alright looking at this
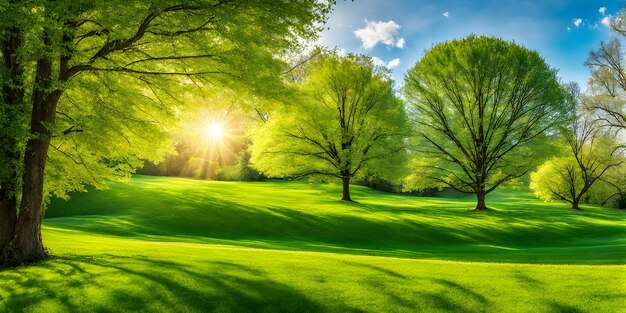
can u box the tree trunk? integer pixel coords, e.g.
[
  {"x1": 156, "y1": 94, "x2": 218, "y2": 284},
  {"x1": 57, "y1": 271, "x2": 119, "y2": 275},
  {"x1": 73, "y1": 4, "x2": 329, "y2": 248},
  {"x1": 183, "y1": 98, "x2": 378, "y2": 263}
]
[
  {"x1": 0, "y1": 28, "x2": 25, "y2": 256},
  {"x1": 10, "y1": 134, "x2": 51, "y2": 264},
  {"x1": 0, "y1": 189, "x2": 17, "y2": 251},
  {"x1": 341, "y1": 175, "x2": 352, "y2": 202},
  {"x1": 475, "y1": 189, "x2": 487, "y2": 211},
  {"x1": 0, "y1": 143, "x2": 19, "y2": 255},
  {"x1": 6, "y1": 42, "x2": 61, "y2": 265},
  {"x1": 572, "y1": 198, "x2": 581, "y2": 211}
]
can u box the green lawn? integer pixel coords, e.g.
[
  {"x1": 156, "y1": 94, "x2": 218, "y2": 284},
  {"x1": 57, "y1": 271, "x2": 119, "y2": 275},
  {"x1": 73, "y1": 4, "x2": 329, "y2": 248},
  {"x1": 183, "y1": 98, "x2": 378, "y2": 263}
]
[{"x1": 1, "y1": 175, "x2": 625, "y2": 312}]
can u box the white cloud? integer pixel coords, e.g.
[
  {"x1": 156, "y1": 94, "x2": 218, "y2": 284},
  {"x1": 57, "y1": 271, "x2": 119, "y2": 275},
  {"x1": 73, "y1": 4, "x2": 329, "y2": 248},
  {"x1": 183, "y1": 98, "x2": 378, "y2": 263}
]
[
  {"x1": 443, "y1": 11, "x2": 450, "y2": 18},
  {"x1": 574, "y1": 18, "x2": 582, "y2": 27},
  {"x1": 387, "y1": 58, "x2": 400, "y2": 69},
  {"x1": 599, "y1": 7, "x2": 607, "y2": 15},
  {"x1": 371, "y1": 56, "x2": 386, "y2": 67},
  {"x1": 354, "y1": 20, "x2": 404, "y2": 49},
  {"x1": 396, "y1": 38, "x2": 405, "y2": 49},
  {"x1": 337, "y1": 48, "x2": 348, "y2": 57},
  {"x1": 371, "y1": 56, "x2": 400, "y2": 69},
  {"x1": 567, "y1": 27, "x2": 571, "y2": 32},
  {"x1": 601, "y1": 16, "x2": 612, "y2": 27}
]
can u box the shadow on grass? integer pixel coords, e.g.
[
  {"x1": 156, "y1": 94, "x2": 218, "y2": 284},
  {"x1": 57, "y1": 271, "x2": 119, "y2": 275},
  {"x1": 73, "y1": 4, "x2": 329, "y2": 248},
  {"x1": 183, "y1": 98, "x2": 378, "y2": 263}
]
[
  {"x1": 512, "y1": 271, "x2": 544, "y2": 289},
  {"x1": 336, "y1": 261, "x2": 490, "y2": 312},
  {"x1": 0, "y1": 254, "x2": 500, "y2": 313},
  {"x1": 43, "y1": 178, "x2": 626, "y2": 264},
  {"x1": 0, "y1": 255, "x2": 333, "y2": 313},
  {"x1": 546, "y1": 301, "x2": 585, "y2": 313},
  {"x1": 340, "y1": 260, "x2": 407, "y2": 279}
]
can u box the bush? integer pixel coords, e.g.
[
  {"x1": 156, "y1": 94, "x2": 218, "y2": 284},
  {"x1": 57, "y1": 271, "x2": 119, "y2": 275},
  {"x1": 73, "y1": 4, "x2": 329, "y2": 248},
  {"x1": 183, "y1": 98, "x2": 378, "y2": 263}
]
[{"x1": 222, "y1": 150, "x2": 265, "y2": 182}]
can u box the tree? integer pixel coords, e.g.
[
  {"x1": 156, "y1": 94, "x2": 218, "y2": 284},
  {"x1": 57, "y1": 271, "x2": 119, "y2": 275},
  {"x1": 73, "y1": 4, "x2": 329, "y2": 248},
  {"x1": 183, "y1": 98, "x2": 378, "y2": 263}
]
[
  {"x1": 0, "y1": 0, "x2": 334, "y2": 266},
  {"x1": 586, "y1": 26, "x2": 626, "y2": 131},
  {"x1": 251, "y1": 51, "x2": 407, "y2": 201},
  {"x1": 591, "y1": 164, "x2": 626, "y2": 209},
  {"x1": 403, "y1": 35, "x2": 570, "y2": 211},
  {"x1": 530, "y1": 115, "x2": 624, "y2": 210},
  {"x1": 0, "y1": 2, "x2": 29, "y2": 253}
]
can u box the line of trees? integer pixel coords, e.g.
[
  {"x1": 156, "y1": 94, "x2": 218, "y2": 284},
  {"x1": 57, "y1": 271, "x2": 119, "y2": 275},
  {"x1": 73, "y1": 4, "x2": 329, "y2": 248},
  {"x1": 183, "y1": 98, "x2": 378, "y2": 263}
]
[
  {"x1": 250, "y1": 36, "x2": 625, "y2": 211},
  {"x1": 2, "y1": 1, "x2": 625, "y2": 268},
  {"x1": 251, "y1": 37, "x2": 573, "y2": 210}
]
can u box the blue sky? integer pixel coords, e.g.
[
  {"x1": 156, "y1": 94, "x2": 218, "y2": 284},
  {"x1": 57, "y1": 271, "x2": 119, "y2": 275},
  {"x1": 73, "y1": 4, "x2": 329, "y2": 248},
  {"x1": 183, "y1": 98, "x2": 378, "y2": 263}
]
[{"x1": 317, "y1": 0, "x2": 622, "y2": 88}]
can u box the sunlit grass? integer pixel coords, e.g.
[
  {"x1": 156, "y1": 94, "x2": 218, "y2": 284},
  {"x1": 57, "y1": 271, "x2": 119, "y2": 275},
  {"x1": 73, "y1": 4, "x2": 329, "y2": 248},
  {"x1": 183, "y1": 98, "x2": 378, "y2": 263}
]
[
  {"x1": 1, "y1": 175, "x2": 623, "y2": 312},
  {"x1": 0, "y1": 229, "x2": 623, "y2": 312},
  {"x1": 44, "y1": 176, "x2": 626, "y2": 264}
]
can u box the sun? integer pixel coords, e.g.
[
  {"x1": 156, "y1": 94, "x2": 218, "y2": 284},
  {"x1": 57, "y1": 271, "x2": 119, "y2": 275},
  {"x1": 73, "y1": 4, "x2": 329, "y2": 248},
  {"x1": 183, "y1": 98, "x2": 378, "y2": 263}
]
[{"x1": 206, "y1": 123, "x2": 224, "y2": 139}]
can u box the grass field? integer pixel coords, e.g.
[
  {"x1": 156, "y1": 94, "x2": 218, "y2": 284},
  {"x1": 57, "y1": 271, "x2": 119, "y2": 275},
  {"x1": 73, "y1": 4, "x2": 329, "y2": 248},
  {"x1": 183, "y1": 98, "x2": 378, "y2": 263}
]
[{"x1": 1, "y1": 175, "x2": 625, "y2": 312}]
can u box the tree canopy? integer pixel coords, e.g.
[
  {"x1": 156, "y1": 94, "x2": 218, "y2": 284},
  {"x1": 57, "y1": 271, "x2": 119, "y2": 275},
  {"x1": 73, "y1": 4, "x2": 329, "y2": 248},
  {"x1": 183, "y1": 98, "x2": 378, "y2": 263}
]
[
  {"x1": 530, "y1": 89, "x2": 625, "y2": 210},
  {"x1": 586, "y1": 27, "x2": 626, "y2": 132},
  {"x1": 403, "y1": 35, "x2": 571, "y2": 210},
  {"x1": 251, "y1": 51, "x2": 408, "y2": 201},
  {"x1": 0, "y1": 0, "x2": 335, "y2": 265}
]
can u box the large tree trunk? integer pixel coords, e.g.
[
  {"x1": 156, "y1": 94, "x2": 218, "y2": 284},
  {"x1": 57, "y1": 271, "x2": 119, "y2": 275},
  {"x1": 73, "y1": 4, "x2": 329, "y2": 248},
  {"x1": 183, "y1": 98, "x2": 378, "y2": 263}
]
[
  {"x1": 475, "y1": 189, "x2": 487, "y2": 211},
  {"x1": 0, "y1": 189, "x2": 17, "y2": 251},
  {"x1": 0, "y1": 28, "x2": 25, "y2": 255},
  {"x1": 341, "y1": 175, "x2": 352, "y2": 202},
  {"x1": 10, "y1": 133, "x2": 51, "y2": 264},
  {"x1": 0, "y1": 139, "x2": 21, "y2": 254},
  {"x1": 6, "y1": 42, "x2": 61, "y2": 265}
]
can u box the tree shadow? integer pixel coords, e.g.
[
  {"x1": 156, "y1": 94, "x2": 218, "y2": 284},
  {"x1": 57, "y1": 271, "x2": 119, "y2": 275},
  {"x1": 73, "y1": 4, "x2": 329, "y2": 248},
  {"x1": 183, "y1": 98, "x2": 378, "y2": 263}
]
[
  {"x1": 546, "y1": 301, "x2": 586, "y2": 313},
  {"x1": 43, "y1": 180, "x2": 626, "y2": 264},
  {"x1": 339, "y1": 261, "x2": 407, "y2": 279},
  {"x1": 511, "y1": 271, "x2": 544, "y2": 289},
  {"x1": 338, "y1": 261, "x2": 489, "y2": 312},
  {"x1": 0, "y1": 254, "x2": 364, "y2": 313},
  {"x1": 429, "y1": 278, "x2": 487, "y2": 304}
]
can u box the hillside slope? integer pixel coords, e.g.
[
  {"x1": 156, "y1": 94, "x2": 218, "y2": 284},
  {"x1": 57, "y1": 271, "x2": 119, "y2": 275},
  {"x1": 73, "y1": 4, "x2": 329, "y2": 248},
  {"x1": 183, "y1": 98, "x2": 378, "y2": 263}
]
[
  {"x1": 1, "y1": 229, "x2": 623, "y2": 313},
  {"x1": 45, "y1": 175, "x2": 626, "y2": 264},
  {"x1": 1, "y1": 176, "x2": 623, "y2": 312}
]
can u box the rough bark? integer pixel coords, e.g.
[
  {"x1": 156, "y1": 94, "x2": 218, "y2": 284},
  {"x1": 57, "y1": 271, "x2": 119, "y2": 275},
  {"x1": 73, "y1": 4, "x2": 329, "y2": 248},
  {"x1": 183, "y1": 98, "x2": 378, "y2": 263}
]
[
  {"x1": 9, "y1": 131, "x2": 50, "y2": 264},
  {"x1": 0, "y1": 27, "x2": 25, "y2": 254},
  {"x1": 0, "y1": 189, "x2": 17, "y2": 251},
  {"x1": 341, "y1": 175, "x2": 352, "y2": 202},
  {"x1": 6, "y1": 35, "x2": 61, "y2": 265},
  {"x1": 0, "y1": 139, "x2": 20, "y2": 253}
]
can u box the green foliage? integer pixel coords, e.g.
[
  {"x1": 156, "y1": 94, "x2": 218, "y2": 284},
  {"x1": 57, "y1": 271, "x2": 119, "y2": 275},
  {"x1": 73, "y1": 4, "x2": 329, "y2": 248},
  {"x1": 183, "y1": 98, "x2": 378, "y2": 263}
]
[
  {"x1": 530, "y1": 157, "x2": 578, "y2": 202},
  {"x1": 222, "y1": 150, "x2": 264, "y2": 181},
  {"x1": 137, "y1": 93, "x2": 259, "y2": 180},
  {"x1": 592, "y1": 164, "x2": 626, "y2": 209},
  {"x1": 586, "y1": 36, "x2": 626, "y2": 130},
  {"x1": 251, "y1": 51, "x2": 408, "y2": 186},
  {"x1": 530, "y1": 139, "x2": 625, "y2": 209},
  {"x1": 45, "y1": 72, "x2": 176, "y2": 201},
  {"x1": 403, "y1": 35, "x2": 570, "y2": 202},
  {"x1": 1, "y1": 0, "x2": 335, "y2": 201}
]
